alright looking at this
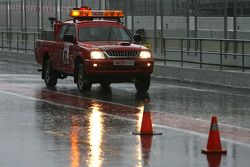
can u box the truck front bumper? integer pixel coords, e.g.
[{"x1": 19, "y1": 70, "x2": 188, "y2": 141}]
[{"x1": 83, "y1": 59, "x2": 154, "y2": 83}]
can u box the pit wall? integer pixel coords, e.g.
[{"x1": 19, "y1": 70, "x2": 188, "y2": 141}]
[{"x1": 153, "y1": 65, "x2": 250, "y2": 89}]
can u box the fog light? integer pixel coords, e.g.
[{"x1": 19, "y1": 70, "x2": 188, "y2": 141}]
[
  {"x1": 93, "y1": 63, "x2": 98, "y2": 67},
  {"x1": 147, "y1": 63, "x2": 151, "y2": 67}
]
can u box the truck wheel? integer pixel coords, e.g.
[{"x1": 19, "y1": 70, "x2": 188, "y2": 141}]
[
  {"x1": 100, "y1": 81, "x2": 111, "y2": 89},
  {"x1": 77, "y1": 63, "x2": 92, "y2": 92},
  {"x1": 43, "y1": 59, "x2": 57, "y2": 87},
  {"x1": 135, "y1": 75, "x2": 151, "y2": 92}
]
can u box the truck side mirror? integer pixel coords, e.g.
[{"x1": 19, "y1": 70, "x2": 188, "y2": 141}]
[
  {"x1": 48, "y1": 17, "x2": 57, "y2": 29},
  {"x1": 133, "y1": 34, "x2": 142, "y2": 44},
  {"x1": 64, "y1": 34, "x2": 75, "y2": 43},
  {"x1": 54, "y1": 22, "x2": 63, "y2": 37}
]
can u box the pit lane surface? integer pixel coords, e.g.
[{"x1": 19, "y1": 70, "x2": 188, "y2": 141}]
[{"x1": 0, "y1": 60, "x2": 249, "y2": 167}]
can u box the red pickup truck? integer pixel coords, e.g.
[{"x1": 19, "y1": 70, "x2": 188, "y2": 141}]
[{"x1": 35, "y1": 8, "x2": 154, "y2": 92}]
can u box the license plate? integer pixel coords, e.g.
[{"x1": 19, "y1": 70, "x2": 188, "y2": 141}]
[{"x1": 113, "y1": 60, "x2": 135, "y2": 66}]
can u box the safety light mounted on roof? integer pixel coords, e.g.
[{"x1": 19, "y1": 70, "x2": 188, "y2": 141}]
[
  {"x1": 70, "y1": 6, "x2": 124, "y2": 22},
  {"x1": 70, "y1": 6, "x2": 92, "y2": 17}
]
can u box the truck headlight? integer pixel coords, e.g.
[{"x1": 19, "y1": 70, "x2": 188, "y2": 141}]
[
  {"x1": 139, "y1": 51, "x2": 152, "y2": 59},
  {"x1": 90, "y1": 51, "x2": 105, "y2": 59}
]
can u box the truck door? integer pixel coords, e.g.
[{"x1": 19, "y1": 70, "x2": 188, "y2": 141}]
[
  {"x1": 52, "y1": 24, "x2": 69, "y2": 71},
  {"x1": 61, "y1": 25, "x2": 76, "y2": 73}
]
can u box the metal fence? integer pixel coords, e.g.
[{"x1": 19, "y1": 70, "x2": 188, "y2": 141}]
[
  {"x1": 160, "y1": 38, "x2": 250, "y2": 72},
  {"x1": 0, "y1": 31, "x2": 40, "y2": 53},
  {"x1": 1, "y1": 31, "x2": 250, "y2": 73}
]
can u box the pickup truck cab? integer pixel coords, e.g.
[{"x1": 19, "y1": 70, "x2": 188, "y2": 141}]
[{"x1": 35, "y1": 7, "x2": 154, "y2": 92}]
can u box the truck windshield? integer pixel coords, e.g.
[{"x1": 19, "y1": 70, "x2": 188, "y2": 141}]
[{"x1": 78, "y1": 26, "x2": 132, "y2": 42}]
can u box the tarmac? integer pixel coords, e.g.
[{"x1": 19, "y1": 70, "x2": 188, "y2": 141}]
[{"x1": 0, "y1": 60, "x2": 250, "y2": 167}]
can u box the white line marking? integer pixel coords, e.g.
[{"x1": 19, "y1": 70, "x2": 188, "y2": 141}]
[
  {"x1": 43, "y1": 88, "x2": 139, "y2": 110},
  {"x1": 152, "y1": 81, "x2": 250, "y2": 98},
  {"x1": 1, "y1": 81, "x2": 250, "y2": 131},
  {"x1": 43, "y1": 89, "x2": 250, "y2": 132}
]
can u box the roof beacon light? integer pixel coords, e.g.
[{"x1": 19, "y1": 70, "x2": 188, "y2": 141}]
[
  {"x1": 103, "y1": 10, "x2": 124, "y2": 17},
  {"x1": 70, "y1": 9, "x2": 92, "y2": 17},
  {"x1": 70, "y1": 7, "x2": 124, "y2": 18}
]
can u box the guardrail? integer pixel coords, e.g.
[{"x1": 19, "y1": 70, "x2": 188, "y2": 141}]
[
  {"x1": 1, "y1": 32, "x2": 250, "y2": 73},
  {"x1": 158, "y1": 37, "x2": 250, "y2": 72},
  {"x1": 0, "y1": 31, "x2": 41, "y2": 53}
]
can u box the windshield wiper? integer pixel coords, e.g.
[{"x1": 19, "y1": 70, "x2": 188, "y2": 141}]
[{"x1": 107, "y1": 28, "x2": 112, "y2": 41}]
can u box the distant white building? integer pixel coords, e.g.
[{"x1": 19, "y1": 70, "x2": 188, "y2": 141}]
[{"x1": 1, "y1": 0, "x2": 250, "y2": 39}]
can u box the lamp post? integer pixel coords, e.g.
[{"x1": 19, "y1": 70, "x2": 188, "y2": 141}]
[{"x1": 99, "y1": 0, "x2": 106, "y2": 10}]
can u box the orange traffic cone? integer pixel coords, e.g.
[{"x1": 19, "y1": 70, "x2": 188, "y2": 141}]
[
  {"x1": 202, "y1": 116, "x2": 227, "y2": 154},
  {"x1": 132, "y1": 100, "x2": 162, "y2": 135}
]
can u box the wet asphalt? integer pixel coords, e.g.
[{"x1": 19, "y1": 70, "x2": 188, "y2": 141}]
[{"x1": 0, "y1": 60, "x2": 250, "y2": 167}]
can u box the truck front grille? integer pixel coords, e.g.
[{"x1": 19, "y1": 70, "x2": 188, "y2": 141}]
[{"x1": 105, "y1": 51, "x2": 139, "y2": 57}]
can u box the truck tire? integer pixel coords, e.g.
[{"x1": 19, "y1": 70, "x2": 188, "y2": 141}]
[
  {"x1": 135, "y1": 75, "x2": 151, "y2": 92},
  {"x1": 100, "y1": 81, "x2": 111, "y2": 89},
  {"x1": 77, "y1": 63, "x2": 92, "y2": 92},
  {"x1": 43, "y1": 59, "x2": 58, "y2": 87}
]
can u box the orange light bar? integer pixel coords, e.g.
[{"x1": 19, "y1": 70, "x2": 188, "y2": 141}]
[
  {"x1": 103, "y1": 10, "x2": 124, "y2": 17},
  {"x1": 70, "y1": 10, "x2": 92, "y2": 17},
  {"x1": 70, "y1": 8, "x2": 124, "y2": 18}
]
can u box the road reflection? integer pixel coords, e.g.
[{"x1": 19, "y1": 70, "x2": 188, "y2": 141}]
[
  {"x1": 136, "y1": 103, "x2": 144, "y2": 167},
  {"x1": 87, "y1": 103, "x2": 104, "y2": 167},
  {"x1": 135, "y1": 96, "x2": 152, "y2": 167},
  {"x1": 136, "y1": 103, "x2": 144, "y2": 132},
  {"x1": 206, "y1": 154, "x2": 222, "y2": 167},
  {"x1": 70, "y1": 115, "x2": 80, "y2": 167},
  {"x1": 69, "y1": 103, "x2": 104, "y2": 167}
]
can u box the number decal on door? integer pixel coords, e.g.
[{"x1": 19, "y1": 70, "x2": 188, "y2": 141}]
[{"x1": 63, "y1": 43, "x2": 71, "y2": 64}]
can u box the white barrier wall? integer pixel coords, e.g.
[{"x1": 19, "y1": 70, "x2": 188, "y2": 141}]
[{"x1": 153, "y1": 65, "x2": 250, "y2": 89}]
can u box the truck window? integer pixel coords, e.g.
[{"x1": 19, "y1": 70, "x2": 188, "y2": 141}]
[
  {"x1": 59, "y1": 25, "x2": 68, "y2": 41},
  {"x1": 78, "y1": 26, "x2": 132, "y2": 42},
  {"x1": 65, "y1": 25, "x2": 76, "y2": 39}
]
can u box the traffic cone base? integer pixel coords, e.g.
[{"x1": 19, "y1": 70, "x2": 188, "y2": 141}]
[
  {"x1": 201, "y1": 149, "x2": 227, "y2": 154},
  {"x1": 132, "y1": 132, "x2": 163, "y2": 135}
]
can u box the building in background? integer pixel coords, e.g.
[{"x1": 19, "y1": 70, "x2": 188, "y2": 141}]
[{"x1": 1, "y1": 0, "x2": 250, "y2": 53}]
